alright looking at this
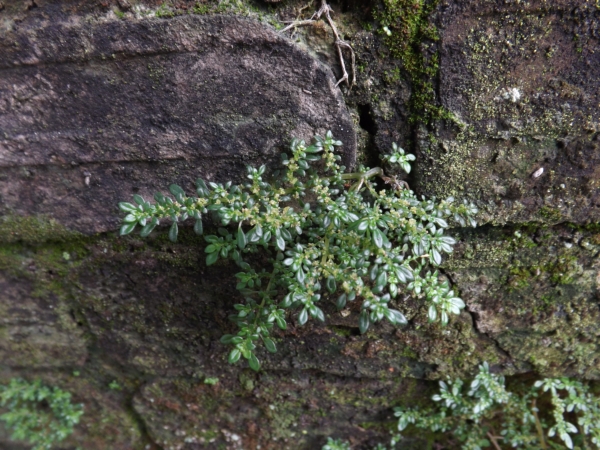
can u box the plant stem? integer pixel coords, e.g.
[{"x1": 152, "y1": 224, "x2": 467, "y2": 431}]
[
  {"x1": 283, "y1": 167, "x2": 384, "y2": 196},
  {"x1": 252, "y1": 267, "x2": 278, "y2": 330},
  {"x1": 486, "y1": 432, "x2": 503, "y2": 450},
  {"x1": 321, "y1": 236, "x2": 330, "y2": 265},
  {"x1": 532, "y1": 399, "x2": 548, "y2": 449}
]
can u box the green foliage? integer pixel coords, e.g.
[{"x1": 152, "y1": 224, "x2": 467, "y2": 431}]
[
  {"x1": 0, "y1": 378, "x2": 83, "y2": 450},
  {"x1": 323, "y1": 437, "x2": 351, "y2": 450},
  {"x1": 204, "y1": 377, "x2": 219, "y2": 385},
  {"x1": 155, "y1": 2, "x2": 175, "y2": 18},
  {"x1": 382, "y1": 143, "x2": 416, "y2": 174},
  {"x1": 119, "y1": 132, "x2": 477, "y2": 371},
  {"x1": 394, "y1": 362, "x2": 600, "y2": 449}
]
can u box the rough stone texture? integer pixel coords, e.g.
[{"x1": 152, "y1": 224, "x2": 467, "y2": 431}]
[
  {"x1": 444, "y1": 223, "x2": 600, "y2": 378},
  {"x1": 417, "y1": 0, "x2": 600, "y2": 226},
  {"x1": 0, "y1": 0, "x2": 599, "y2": 449},
  {"x1": 0, "y1": 273, "x2": 87, "y2": 368},
  {"x1": 132, "y1": 373, "x2": 426, "y2": 449},
  {"x1": 0, "y1": 13, "x2": 356, "y2": 234},
  {"x1": 0, "y1": 369, "x2": 146, "y2": 449}
]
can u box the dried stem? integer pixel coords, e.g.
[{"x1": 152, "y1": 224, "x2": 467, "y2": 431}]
[
  {"x1": 486, "y1": 431, "x2": 503, "y2": 450},
  {"x1": 281, "y1": 0, "x2": 356, "y2": 88}
]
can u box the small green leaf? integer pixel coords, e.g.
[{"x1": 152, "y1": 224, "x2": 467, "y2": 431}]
[
  {"x1": 276, "y1": 232, "x2": 285, "y2": 251},
  {"x1": 372, "y1": 228, "x2": 385, "y2": 248},
  {"x1": 123, "y1": 214, "x2": 137, "y2": 223},
  {"x1": 326, "y1": 276, "x2": 337, "y2": 293},
  {"x1": 220, "y1": 334, "x2": 234, "y2": 344},
  {"x1": 305, "y1": 144, "x2": 322, "y2": 153},
  {"x1": 206, "y1": 252, "x2": 219, "y2": 266},
  {"x1": 357, "y1": 220, "x2": 369, "y2": 231},
  {"x1": 358, "y1": 310, "x2": 370, "y2": 334},
  {"x1": 169, "y1": 222, "x2": 178, "y2": 242},
  {"x1": 237, "y1": 227, "x2": 247, "y2": 249},
  {"x1": 119, "y1": 202, "x2": 137, "y2": 213},
  {"x1": 262, "y1": 230, "x2": 271, "y2": 244},
  {"x1": 205, "y1": 244, "x2": 219, "y2": 253},
  {"x1": 228, "y1": 348, "x2": 241, "y2": 364},
  {"x1": 248, "y1": 353, "x2": 260, "y2": 371},
  {"x1": 281, "y1": 293, "x2": 293, "y2": 308},
  {"x1": 194, "y1": 219, "x2": 203, "y2": 235},
  {"x1": 140, "y1": 222, "x2": 156, "y2": 237},
  {"x1": 275, "y1": 316, "x2": 287, "y2": 330},
  {"x1": 120, "y1": 223, "x2": 136, "y2": 236},
  {"x1": 428, "y1": 305, "x2": 437, "y2": 322},
  {"x1": 169, "y1": 184, "x2": 185, "y2": 197},
  {"x1": 336, "y1": 294, "x2": 347, "y2": 310},
  {"x1": 313, "y1": 306, "x2": 325, "y2": 322},
  {"x1": 386, "y1": 309, "x2": 407, "y2": 325},
  {"x1": 281, "y1": 228, "x2": 292, "y2": 241},
  {"x1": 263, "y1": 337, "x2": 277, "y2": 353},
  {"x1": 440, "y1": 311, "x2": 449, "y2": 326},
  {"x1": 431, "y1": 248, "x2": 442, "y2": 265},
  {"x1": 375, "y1": 271, "x2": 387, "y2": 290},
  {"x1": 298, "y1": 308, "x2": 308, "y2": 326}
]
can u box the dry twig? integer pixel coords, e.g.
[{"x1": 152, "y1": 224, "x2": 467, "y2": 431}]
[{"x1": 281, "y1": 0, "x2": 356, "y2": 88}]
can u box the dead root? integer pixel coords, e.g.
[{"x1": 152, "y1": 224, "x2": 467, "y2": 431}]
[{"x1": 281, "y1": 0, "x2": 356, "y2": 89}]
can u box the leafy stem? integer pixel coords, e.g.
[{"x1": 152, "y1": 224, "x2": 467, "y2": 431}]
[
  {"x1": 395, "y1": 362, "x2": 600, "y2": 449},
  {"x1": 118, "y1": 132, "x2": 478, "y2": 371}
]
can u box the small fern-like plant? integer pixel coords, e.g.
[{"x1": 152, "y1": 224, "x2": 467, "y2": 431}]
[
  {"x1": 394, "y1": 363, "x2": 600, "y2": 449},
  {"x1": 118, "y1": 132, "x2": 477, "y2": 370},
  {"x1": 0, "y1": 378, "x2": 83, "y2": 450}
]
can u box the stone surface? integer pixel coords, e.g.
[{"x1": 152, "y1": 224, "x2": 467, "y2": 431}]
[
  {"x1": 0, "y1": 272, "x2": 87, "y2": 368},
  {"x1": 417, "y1": 0, "x2": 600, "y2": 226},
  {"x1": 0, "y1": 1, "x2": 599, "y2": 449},
  {"x1": 445, "y1": 223, "x2": 600, "y2": 378},
  {"x1": 0, "y1": 370, "x2": 146, "y2": 450},
  {"x1": 132, "y1": 373, "x2": 426, "y2": 450},
  {"x1": 0, "y1": 13, "x2": 356, "y2": 234}
]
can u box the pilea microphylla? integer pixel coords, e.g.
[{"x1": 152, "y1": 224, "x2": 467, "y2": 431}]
[{"x1": 119, "y1": 132, "x2": 477, "y2": 371}]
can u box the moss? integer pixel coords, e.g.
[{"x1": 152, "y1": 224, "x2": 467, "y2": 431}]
[
  {"x1": 538, "y1": 206, "x2": 563, "y2": 223},
  {"x1": 373, "y1": 0, "x2": 451, "y2": 124},
  {"x1": 238, "y1": 371, "x2": 256, "y2": 392},
  {"x1": 399, "y1": 345, "x2": 418, "y2": 359},
  {"x1": 382, "y1": 67, "x2": 402, "y2": 85},
  {"x1": 155, "y1": 3, "x2": 175, "y2": 18},
  {"x1": 0, "y1": 215, "x2": 81, "y2": 245},
  {"x1": 508, "y1": 266, "x2": 534, "y2": 291},
  {"x1": 0, "y1": 243, "x2": 90, "y2": 315},
  {"x1": 547, "y1": 254, "x2": 580, "y2": 285},
  {"x1": 331, "y1": 326, "x2": 352, "y2": 338},
  {"x1": 413, "y1": 8, "x2": 599, "y2": 225}
]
